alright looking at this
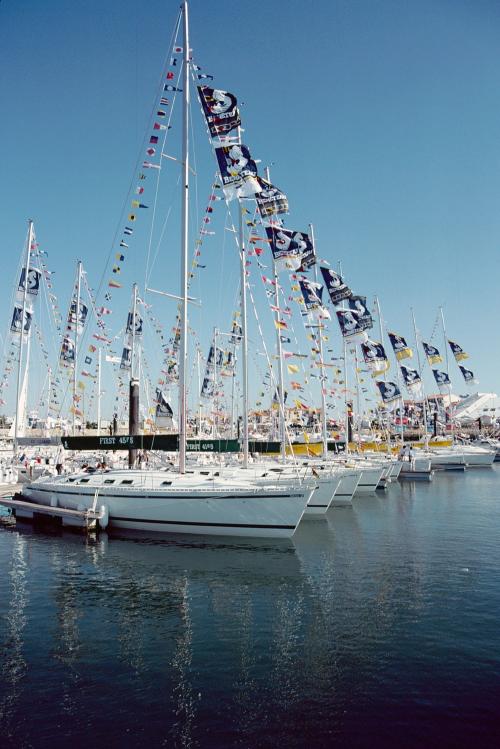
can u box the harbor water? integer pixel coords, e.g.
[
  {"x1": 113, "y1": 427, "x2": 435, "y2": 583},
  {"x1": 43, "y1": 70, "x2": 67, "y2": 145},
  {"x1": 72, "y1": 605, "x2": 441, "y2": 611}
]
[{"x1": 1, "y1": 467, "x2": 499, "y2": 748}]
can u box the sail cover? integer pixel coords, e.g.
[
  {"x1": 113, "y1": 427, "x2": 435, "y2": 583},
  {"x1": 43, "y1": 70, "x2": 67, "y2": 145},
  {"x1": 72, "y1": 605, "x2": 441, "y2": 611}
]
[
  {"x1": 215, "y1": 144, "x2": 261, "y2": 201},
  {"x1": 198, "y1": 86, "x2": 241, "y2": 137}
]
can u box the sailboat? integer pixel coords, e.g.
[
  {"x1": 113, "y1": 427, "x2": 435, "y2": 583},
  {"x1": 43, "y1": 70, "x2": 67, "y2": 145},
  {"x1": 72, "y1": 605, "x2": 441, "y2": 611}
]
[{"x1": 13, "y1": 0, "x2": 317, "y2": 538}]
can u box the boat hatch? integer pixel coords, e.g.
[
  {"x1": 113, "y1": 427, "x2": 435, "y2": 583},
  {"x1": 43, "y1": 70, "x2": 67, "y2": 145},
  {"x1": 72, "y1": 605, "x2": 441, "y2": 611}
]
[
  {"x1": 104, "y1": 479, "x2": 115, "y2": 484},
  {"x1": 121, "y1": 480, "x2": 133, "y2": 485},
  {"x1": 79, "y1": 478, "x2": 90, "y2": 483},
  {"x1": 161, "y1": 481, "x2": 173, "y2": 486}
]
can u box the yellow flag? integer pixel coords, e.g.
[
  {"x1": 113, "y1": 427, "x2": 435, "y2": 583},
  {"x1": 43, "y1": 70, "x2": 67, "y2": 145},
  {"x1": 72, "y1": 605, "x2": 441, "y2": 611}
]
[{"x1": 287, "y1": 364, "x2": 299, "y2": 374}]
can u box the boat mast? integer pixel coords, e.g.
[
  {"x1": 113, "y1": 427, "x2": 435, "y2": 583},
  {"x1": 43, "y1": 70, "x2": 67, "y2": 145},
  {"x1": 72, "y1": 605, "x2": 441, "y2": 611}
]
[
  {"x1": 238, "y1": 202, "x2": 249, "y2": 468},
  {"x1": 411, "y1": 307, "x2": 429, "y2": 447},
  {"x1": 130, "y1": 282, "x2": 138, "y2": 381},
  {"x1": 13, "y1": 221, "x2": 33, "y2": 454},
  {"x1": 265, "y1": 167, "x2": 286, "y2": 463},
  {"x1": 310, "y1": 224, "x2": 328, "y2": 460},
  {"x1": 97, "y1": 347, "x2": 101, "y2": 433},
  {"x1": 439, "y1": 305, "x2": 454, "y2": 440},
  {"x1": 375, "y1": 295, "x2": 393, "y2": 451},
  {"x1": 178, "y1": 0, "x2": 190, "y2": 474},
  {"x1": 72, "y1": 259, "x2": 82, "y2": 436}
]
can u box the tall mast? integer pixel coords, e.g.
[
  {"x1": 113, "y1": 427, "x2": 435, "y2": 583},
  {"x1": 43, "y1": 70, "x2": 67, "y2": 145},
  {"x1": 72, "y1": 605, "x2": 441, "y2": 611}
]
[
  {"x1": 238, "y1": 199, "x2": 249, "y2": 468},
  {"x1": 411, "y1": 307, "x2": 429, "y2": 447},
  {"x1": 130, "y1": 283, "x2": 138, "y2": 381},
  {"x1": 310, "y1": 224, "x2": 328, "y2": 459},
  {"x1": 213, "y1": 327, "x2": 218, "y2": 438},
  {"x1": 265, "y1": 167, "x2": 286, "y2": 462},
  {"x1": 13, "y1": 219, "x2": 33, "y2": 454},
  {"x1": 97, "y1": 348, "x2": 101, "y2": 433},
  {"x1": 375, "y1": 295, "x2": 392, "y2": 451},
  {"x1": 439, "y1": 305, "x2": 453, "y2": 440},
  {"x1": 72, "y1": 260, "x2": 82, "y2": 436},
  {"x1": 178, "y1": 0, "x2": 190, "y2": 474}
]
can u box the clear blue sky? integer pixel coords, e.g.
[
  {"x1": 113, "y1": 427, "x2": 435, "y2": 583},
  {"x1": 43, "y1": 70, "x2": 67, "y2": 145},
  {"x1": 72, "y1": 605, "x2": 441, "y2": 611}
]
[{"x1": 1, "y1": 0, "x2": 499, "y2": 421}]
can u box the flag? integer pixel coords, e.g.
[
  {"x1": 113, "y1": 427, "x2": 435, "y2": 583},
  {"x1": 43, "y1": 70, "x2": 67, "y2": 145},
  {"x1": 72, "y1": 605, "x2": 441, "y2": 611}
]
[
  {"x1": 265, "y1": 226, "x2": 314, "y2": 272},
  {"x1": 128, "y1": 213, "x2": 136, "y2": 221},
  {"x1": 150, "y1": 135, "x2": 159, "y2": 144},
  {"x1": 255, "y1": 177, "x2": 289, "y2": 217},
  {"x1": 157, "y1": 110, "x2": 166, "y2": 117},
  {"x1": 376, "y1": 381, "x2": 401, "y2": 403},
  {"x1": 336, "y1": 309, "x2": 366, "y2": 341},
  {"x1": 169, "y1": 57, "x2": 177, "y2": 66},
  {"x1": 119, "y1": 242, "x2": 128, "y2": 249},
  {"x1": 173, "y1": 46, "x2": 183, "y2": 53},
  {"x1": 198, "y1": 85, "x2": 241, "y2": 137},
  {"x1": 215, "y1": 144, "x2": 261, "y2": 201},
  {"x1": 84, "y1": 356, "x2": 92, "y2": 365},
  {"x1": 142, "y1": 162, "x2": 161, "y2": 170},
  {"x1": 348, "y1": 296, "x2": 373, "y2": 330},
  {"x1": 459, "y1": 365, "x2": 477, "y2": 384},
  {"x1": 448, "y1": 339, "x2": 468, "y2": 362},
  {"x1": 422, "y1": 341, "x2": 442, "y2": 365},
  {"x1": 164, "y1": 84, "x2": 182, "y2": 92},
  {"x1": 109, "y1": 280, "x2": 122, "y2": 288},
  {"x1": 88, "y1": 344, "x2": 97, "y2": 352},
  {"x1": 124, "y1": 227, "x2": 134, "y2": 235},
  {"x1": 160, "y1": 97, "x2": 170, "y2": 105},
  {"x1": 18, "y1": 267, "x2": 41, "y2": 296},
  {"x1": 287, "y1": 364, "x2": 299, "y2": 374},
  {"x1": 400, "y1": 365, "x2": 421, "y2": 390},
  {"x1": 274, "y1": 320, "x2": 288, "y2": 330},
  {"x1": 146, "y1": 147, "x2": 155, "y2": 156},
  {"x1": 153, "y1": 122, "x2": 169, "y2": 131},
  {"x1": 432, "y1": 369, "x2": 451, "y2": 389},
  {"x1": 197, "y1": 73, "x2": 214, "y2": 80},
  {"x1": 388, "y1": 332, "x2": 413, "y2": 361},
  {"x1": 98, "y1": 307, "x2": 112, "y2": 315}
]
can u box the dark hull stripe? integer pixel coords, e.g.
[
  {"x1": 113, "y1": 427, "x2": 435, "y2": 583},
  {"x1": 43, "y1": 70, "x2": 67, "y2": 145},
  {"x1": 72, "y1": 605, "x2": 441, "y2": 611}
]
[
  {"x1": 358, "y1": 484, "x2": 377, "y2": 488},
  {"x1": 334, "y1": 493, "x2": 353, "y2": 497},
  {"x1": 25, "y1": 487, "x2": 301, "y2": 500},
  {"x1": 306, "y1": 504, "x2": 328, "y2": 508},
  {"x1": 111, "y1": 517, "x2": 295, "y2": 529}
]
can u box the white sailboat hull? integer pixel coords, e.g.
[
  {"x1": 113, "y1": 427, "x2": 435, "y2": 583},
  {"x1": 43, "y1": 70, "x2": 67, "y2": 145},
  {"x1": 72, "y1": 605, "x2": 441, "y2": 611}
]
[{"x1": 20, "y1": 471, "x2": 313, "y2": 538}]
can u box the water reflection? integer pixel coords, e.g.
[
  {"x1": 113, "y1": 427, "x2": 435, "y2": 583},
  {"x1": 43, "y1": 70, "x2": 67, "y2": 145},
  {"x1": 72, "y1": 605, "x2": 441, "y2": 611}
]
[
  {"x1": 0, "y1": 534, "x2": 28, "y2": 742},
  {"x1": 1, "y1": 468, "x2": 499, "y2": 748}
]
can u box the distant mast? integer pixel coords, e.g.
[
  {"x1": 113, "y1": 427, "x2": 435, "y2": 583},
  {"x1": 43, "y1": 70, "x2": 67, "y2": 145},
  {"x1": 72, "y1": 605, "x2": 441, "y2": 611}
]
[
  {"x1": 178, "y1": 0, "x2": 190, "y2": 474},
  {"x1": 13, "y1": 219, "x2": 34, "y2": 455}
]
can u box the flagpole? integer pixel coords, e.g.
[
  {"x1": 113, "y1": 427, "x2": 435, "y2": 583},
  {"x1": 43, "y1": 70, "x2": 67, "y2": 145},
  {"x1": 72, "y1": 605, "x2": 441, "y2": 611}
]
[
  {"x1": 411, "y1": 307, "x2": 429, "y2": 448},
  {"x1": 14, "y1": 220, "x2": 33, "y2": 456},
  {"x1": 72, "y1": 259, "x2": 82, "y2": 436},
  {"x1": 178, "y1": 0, "x2": 190, "y2": 474}
]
